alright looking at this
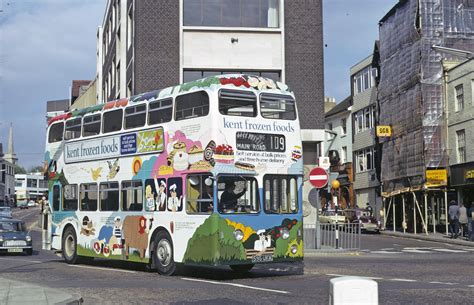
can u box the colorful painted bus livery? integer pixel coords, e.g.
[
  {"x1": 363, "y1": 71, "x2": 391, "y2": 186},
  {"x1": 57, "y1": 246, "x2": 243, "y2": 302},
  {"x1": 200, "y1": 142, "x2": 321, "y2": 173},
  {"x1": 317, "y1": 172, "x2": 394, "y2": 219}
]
[{"x1": 44, "y1": 74, "x2": 303, "y2": 275}]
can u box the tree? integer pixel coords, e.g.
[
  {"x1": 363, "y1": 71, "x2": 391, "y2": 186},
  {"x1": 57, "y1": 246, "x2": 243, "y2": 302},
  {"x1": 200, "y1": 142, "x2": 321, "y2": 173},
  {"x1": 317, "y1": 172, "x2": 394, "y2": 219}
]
[
  {"x1": 29, "y1": 165, "x2": 44, "y2": 173},
  {"x1": 14, "y1": 164, "x2": 26, "y2": 174}
]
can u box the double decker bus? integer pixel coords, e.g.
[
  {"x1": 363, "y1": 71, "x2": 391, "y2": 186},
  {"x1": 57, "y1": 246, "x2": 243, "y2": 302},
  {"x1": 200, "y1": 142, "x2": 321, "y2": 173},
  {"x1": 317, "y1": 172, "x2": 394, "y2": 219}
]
[{"x1": 44, "y1": 74, "x2": 303, "y2": 275}]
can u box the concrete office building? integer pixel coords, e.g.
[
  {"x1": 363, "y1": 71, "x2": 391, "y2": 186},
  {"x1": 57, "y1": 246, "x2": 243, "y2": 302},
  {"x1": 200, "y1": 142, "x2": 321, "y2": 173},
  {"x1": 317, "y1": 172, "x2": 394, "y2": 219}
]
[
  {"x1": 14, "y1": 173, "x2": 48, "y2": 202},
  {"x1": 96, "y1": 0, "x2": 326, "y2": 222}
]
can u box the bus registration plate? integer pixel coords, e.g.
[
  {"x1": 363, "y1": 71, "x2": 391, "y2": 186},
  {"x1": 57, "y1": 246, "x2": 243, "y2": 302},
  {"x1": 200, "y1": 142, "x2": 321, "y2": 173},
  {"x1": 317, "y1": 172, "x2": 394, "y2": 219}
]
[
  {"x1": 8, "y1": 248, "x2": 23, "y2": 253},
  {"x1": 251, "y1": 254, "x2": 273, "y2": 263}
]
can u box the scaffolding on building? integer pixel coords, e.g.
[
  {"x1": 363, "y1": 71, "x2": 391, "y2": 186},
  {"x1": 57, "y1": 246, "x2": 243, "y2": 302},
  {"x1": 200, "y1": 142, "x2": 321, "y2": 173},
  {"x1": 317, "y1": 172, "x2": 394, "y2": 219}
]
[{"x1": 378, "y1": 0, "x2": 474, "y2": 234}]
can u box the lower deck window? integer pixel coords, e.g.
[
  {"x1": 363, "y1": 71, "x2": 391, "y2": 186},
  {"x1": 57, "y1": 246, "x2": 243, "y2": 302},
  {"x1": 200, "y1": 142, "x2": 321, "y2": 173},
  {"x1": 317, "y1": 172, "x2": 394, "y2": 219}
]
[
  {"x1": 80, "y1": 183, "x2": 98, "y2": 211},
  {"x1": 264, "y1": 175, "x2": 298, "y2": 214},
  {"x1": 100, "y1": 182, "x2": 119, "y2": 211},
  {"x1": 122, "y1": 181, "x2": 143, "y2": 211},
  {"x1": 218, "y1": 176, "x2": 259, "y2": 214},
  {"x1": 186, "y1": 174, "x2": 214, "y2": 214},
  {"x1": 63, "y1": 184, "x2": 78, "y2": 211},
  {"x1": 52, "y1": 185, "x2": 60, "y2": 211}
]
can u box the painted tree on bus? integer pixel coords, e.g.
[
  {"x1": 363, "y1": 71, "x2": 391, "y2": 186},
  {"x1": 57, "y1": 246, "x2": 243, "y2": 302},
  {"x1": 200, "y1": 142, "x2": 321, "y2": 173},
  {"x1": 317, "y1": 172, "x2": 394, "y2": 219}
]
[{"x1": 183, "y1": 214, "x2": 246, "y2": 264}]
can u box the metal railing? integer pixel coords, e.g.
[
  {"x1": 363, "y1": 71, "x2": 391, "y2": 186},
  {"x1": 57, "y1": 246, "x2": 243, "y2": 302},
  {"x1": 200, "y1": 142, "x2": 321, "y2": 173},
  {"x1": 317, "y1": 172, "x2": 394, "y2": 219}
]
[{"x1": 304, "y1": 223, "x2": 361, "y2": 250}]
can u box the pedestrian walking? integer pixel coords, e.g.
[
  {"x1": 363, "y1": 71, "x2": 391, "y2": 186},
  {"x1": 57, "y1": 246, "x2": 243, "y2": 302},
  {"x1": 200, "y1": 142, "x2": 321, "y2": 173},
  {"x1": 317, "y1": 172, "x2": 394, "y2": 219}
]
[
  {"x1": 448, "y1": 200, "x2": 460, "y2": 238},
  {"x1": 458, "y1": 203, "x2": 468, "y2": 238}
]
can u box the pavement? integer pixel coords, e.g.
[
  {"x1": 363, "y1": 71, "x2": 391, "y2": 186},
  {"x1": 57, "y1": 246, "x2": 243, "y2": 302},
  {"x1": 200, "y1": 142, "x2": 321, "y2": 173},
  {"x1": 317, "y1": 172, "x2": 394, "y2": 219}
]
[
  {"x1": 380, "y1": 229, "x2": 474, "y2": 247},
  {"x1": 0, "y1": 278, "x2": 82, "y2": 305}
]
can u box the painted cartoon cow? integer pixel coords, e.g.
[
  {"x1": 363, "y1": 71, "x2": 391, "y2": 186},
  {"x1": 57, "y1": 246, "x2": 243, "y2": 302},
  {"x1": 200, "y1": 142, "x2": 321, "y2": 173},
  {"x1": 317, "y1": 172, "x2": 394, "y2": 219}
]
[{"x1": 122, "y1": 215, "x2": 154, "y2": 260}]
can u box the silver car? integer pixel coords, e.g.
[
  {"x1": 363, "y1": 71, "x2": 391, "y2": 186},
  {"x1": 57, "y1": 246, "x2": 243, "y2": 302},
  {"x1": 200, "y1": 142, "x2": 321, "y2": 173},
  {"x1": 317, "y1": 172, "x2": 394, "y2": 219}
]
[{"x1": 0, "y1": 207, "x2": 12, "y2": 219}]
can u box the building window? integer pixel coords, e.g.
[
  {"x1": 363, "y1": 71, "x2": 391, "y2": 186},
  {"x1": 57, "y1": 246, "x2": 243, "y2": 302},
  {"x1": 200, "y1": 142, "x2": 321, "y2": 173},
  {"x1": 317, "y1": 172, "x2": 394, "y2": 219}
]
[
  {"x1": 456, "y1": 129, "x2": 466, "y2": 163},
  {"x1": 353, "y1": 66, "x2": 376, "y2": 95},
  {"x1": 327, "y1": 122, "x2": 333, "y2": 130},
  {"x1": 183, "y1": 70, "x2": 281, "y2": 83},
  {"x1": 341, "y1": 118, "x2": 347, "y2": 135},
  {"x1": 355, "y1": 148, "x2": 374, "y2": 173},
  {"x1": 455, "y1": 84, "x2": 464, "y2": 111},
  {"x1": 354, "y1": 106, "x2": 375, "y2": 134},
  {"x1": 341, "y1": 146, "x2": 347, "y2": 164},
  {"x1": 127, "y1": 79, "x2": 132, "y2": 97},
  {"x1": 183, "y1": 0, "x2": 279, "y2": 28},
  {"x1": 127, "y1": 7, "x2": 132, "y2": 48}
]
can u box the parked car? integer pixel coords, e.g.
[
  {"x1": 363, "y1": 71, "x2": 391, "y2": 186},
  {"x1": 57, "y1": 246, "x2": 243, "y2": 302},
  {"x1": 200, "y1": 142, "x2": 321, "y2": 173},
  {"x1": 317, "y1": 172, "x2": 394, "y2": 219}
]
[
  {"x1": 0, "y1": 207, "x2": 12, "y2": 218},
  {"x1": 17, "y1": 201, "x2": 28, "y2": 209},
  {"x1": 319, "y1": 210, "x2": 346, "y2": 224},
  {"x1": 27, "y1": 200, "x2": 36, "y2": 208},
  {"x1": 0, "y1": 218, "x2": 33, "y2": 255},
  {"x1": 345, "y1": 208, "x2": 381, "y2": 233}
]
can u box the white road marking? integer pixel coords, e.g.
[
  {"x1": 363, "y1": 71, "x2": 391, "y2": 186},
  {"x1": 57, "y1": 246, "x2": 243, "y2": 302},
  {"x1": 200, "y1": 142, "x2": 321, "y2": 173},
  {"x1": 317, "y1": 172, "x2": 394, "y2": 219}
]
[
  {"x1": 380, "y1": 248, "x2": 395, "y2": 251},
  {"x1": 431, "y1": 248, "x2": 467, "y2": 253},
  {"x1": 181, "y1": 278, "x2": 289, "y2": 294},
  {"x1": 401, "y1": 249, "x2": 433, "y2": 253},
  {"x1": 0, "y1": 257, "x2": 43, "y2": 264},
  {"x1": 429, "y1": 281, "x2": 458, "y2": 285},
  {"x1": 389, "y1": 278, "x2": 417, "y2": 282},
  {"x1": 371, "y1": 251, "x2": 401, "y2": 254},
  {"x1": 462, "y1": 248, "x2": 474, "y2": 251},
  {"x1": 69, "y1": 264, "x2": 137, "y2": 274},
  {"x1": 467, "y1": 285, "x2": 474, "y2": 288}
]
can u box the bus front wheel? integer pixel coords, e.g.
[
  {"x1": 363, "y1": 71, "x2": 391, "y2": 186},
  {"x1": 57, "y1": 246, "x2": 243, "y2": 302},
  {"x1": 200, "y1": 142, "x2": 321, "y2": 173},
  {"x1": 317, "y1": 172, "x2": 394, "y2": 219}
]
[
  {"x1": 62, "y1": 227, "x2": 79, "y2": 264},
  {"x1": 153, "y1": 231, "x2": 176, "y2": 276}
]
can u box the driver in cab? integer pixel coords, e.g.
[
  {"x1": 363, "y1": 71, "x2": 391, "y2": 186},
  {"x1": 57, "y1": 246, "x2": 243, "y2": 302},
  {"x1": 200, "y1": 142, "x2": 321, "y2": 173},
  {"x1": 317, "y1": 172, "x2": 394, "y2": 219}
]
[{"x1": 220, "y1": 182, "x2": 246, "y2": 213}]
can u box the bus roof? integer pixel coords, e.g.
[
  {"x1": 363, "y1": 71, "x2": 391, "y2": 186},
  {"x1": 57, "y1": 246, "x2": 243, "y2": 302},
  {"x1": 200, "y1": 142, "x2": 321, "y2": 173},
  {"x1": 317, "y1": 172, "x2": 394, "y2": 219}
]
[{"x1": 48, "y1": 74, "x2": 292, "y2": 126}]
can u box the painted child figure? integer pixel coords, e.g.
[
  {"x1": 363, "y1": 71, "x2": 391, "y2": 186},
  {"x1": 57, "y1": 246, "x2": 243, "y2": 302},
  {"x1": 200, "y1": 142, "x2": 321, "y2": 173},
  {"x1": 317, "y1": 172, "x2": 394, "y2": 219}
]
[{"x1": 145, "y1": 185, "x2": 155, "y2": 211}]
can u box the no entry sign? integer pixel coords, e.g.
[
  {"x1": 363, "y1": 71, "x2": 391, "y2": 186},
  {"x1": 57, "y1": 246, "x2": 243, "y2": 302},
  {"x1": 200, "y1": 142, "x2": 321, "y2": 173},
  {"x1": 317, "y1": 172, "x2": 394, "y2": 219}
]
[{"x1": 309, "y1": 167, "x2": 328, "y2": 188}]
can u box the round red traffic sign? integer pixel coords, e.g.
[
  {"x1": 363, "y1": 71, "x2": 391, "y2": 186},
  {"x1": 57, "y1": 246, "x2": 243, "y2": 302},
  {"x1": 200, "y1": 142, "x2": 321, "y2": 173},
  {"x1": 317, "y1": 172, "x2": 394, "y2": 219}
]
[{"x1": 309, "y1": 167, "x2": 328, "y2": 188}]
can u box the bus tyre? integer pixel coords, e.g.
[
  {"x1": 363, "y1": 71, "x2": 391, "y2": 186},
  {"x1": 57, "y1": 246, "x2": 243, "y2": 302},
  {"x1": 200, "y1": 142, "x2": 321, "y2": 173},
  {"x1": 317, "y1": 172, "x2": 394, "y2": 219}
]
[
  {"x1": 230, "y1": 264, "x2": 254, "y2": 273},
  {"x1": 153, "y1": 231, "x2": 176, "y2": 276},
  {"x1": 62, "y1": 227, "x2": 79, "y2": 264}
]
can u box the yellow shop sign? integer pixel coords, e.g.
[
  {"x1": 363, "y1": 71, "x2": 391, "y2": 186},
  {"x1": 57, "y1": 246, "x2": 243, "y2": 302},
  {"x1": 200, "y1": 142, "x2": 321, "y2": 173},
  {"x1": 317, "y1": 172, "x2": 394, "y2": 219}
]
[
  {"x1": 376, "y1": 125, "x2": 392, "y2": 137},
  {"x1": 425, "y1": 169, "x2": 447, "y2": 187},
  {"x1": 465, "y1": 170, "x2": 474, "y2": 180}
]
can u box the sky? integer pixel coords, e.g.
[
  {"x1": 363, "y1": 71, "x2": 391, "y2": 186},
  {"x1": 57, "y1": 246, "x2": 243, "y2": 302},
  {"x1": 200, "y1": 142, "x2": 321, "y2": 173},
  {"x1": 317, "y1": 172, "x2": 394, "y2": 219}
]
[{"x1": 0, "y1": 0, "x2": 397, "y2": 169}]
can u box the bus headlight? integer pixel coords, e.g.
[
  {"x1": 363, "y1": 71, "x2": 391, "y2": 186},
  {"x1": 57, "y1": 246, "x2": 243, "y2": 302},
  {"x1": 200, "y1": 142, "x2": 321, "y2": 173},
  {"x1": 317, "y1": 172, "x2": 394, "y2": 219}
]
[
  {"x1": 26, "y1": 236, "x2": 32, "y2": 242},
  {"x1": 233, "y1": 229, "x2": 244, "y2": 241},
  {"x1": 281, "y1": 228, "x2": 290, "y2": 240},
  {"x1": 291, "y1": 245, "x2": 298, "y2": 254}
]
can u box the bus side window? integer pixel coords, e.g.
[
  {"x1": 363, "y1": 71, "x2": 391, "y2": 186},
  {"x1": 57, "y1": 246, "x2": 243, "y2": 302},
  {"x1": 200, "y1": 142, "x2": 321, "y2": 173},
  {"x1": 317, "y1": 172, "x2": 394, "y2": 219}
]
[
  {"x1": 175, "y1": 91, "x2": 209, "y2": 121},
  {"x1": 103, "y1": 109, "x2": 123, "y2": 133},
  {"x1": 80, "y1": 183, "x2": 98, "y2": 211},
  {"x1": 148, "y1": 98, "x2": 172, "y2": 125},
  {"x1": 83, "y1": 114, "x2": 101, "y2": 137},
  {"x1": 186, "y1": 174, "x2": 213, "y2": 214},
  {"x1": 219, "y1": 89, "x2": 257, "y2": 117},
  {"x1": 100, "y1": 182, "x2": 119, "y2": 211},
  {"x1": 63, "y1": 184, "x2": 78, "y2": 211},
  {"x1": 48, "y1": 123, "x2": 64, "y2": 143},
  {"x1": 64, "y1": 118, "x2": 82, "y2": 140},
  {"x1": 52, "y1": 185, "x2": 60, "y2": 211},
  {"x1": 121, "y1": 180, "x2": 143, "y2": 211},
  {"x1": 260, "y1": 94, "x2": 296, "y2": 120},
  {"x1": 124, "y1": 104, "x2": 146, "y2": 129}
]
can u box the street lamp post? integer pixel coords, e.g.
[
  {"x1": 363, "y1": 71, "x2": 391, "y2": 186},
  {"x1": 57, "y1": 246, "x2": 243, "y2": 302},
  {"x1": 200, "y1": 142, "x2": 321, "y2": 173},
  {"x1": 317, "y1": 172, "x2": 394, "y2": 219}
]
[{"x1": 332, "y1": 180, "x2": 340, "y2": 249}]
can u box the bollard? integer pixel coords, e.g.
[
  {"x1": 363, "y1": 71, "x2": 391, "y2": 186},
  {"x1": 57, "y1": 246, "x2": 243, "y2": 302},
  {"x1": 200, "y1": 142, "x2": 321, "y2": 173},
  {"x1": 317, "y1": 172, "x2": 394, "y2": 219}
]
[{"x1": 329, "y1": 276, "x2": 378, "y2": 305}]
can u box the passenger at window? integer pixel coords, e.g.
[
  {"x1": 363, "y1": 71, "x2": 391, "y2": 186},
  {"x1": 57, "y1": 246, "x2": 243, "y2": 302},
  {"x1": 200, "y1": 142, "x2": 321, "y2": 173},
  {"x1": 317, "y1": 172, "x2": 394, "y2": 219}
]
[{"x1": 220, "y1": 182, "x2": 246, "y2": 212}]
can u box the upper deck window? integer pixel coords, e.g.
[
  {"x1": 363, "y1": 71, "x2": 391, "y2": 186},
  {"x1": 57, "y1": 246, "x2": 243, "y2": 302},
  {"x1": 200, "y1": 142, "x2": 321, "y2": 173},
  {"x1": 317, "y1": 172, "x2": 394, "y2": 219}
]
[
  {"x1": 183, "y1": 0, "x2": 279, "y2": 28},
  {"x1": 103, "y1": 109, "x2": 123, "y2": 133},
  {"x1": 219, "y1": 89, "x2": 257, "y2": 117},
  {"x1": 148, "y1": 98, "x2": 172, "y2": 125},
  {"x1": 124, "y1": 104, "x2": 146, "y2": 129},
  {"x1": 83, "y1": 114, "x2": 101, "y2": 137},
  {"x1": 260, "y1": 94, "x2": 296, "y2": 120},
  {"x1": 48, "y1": 123, "x2": 64, "y2": 143},
  {"x1": 64, "y1": 118, "x2": 82, "y2": 140},
  {"x1": 175, "y1": 91, "x2": 209, "y2": 121}
]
